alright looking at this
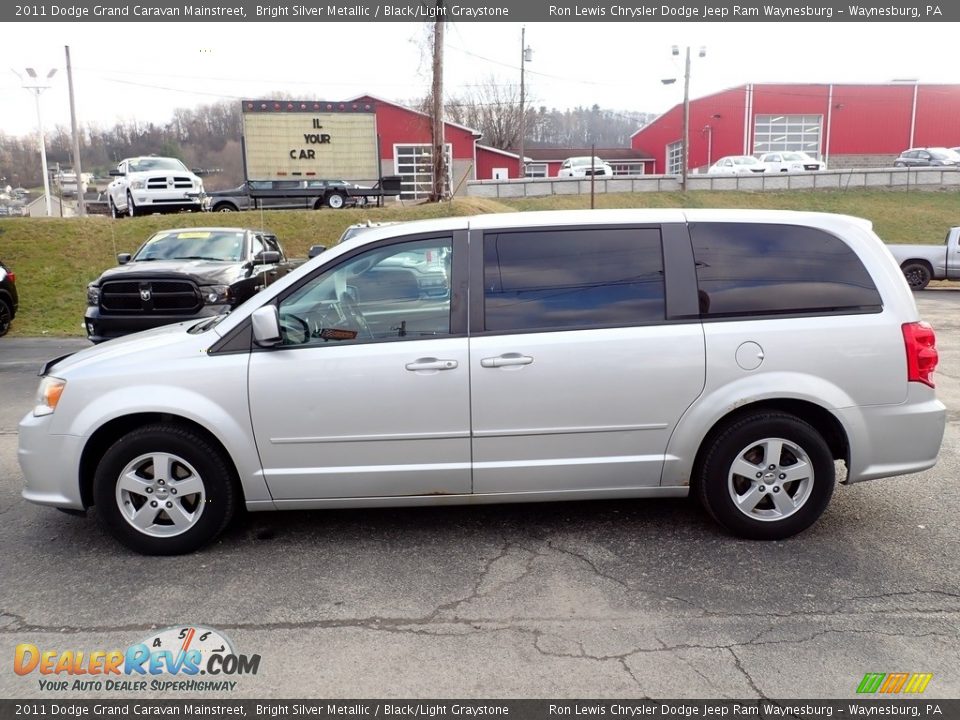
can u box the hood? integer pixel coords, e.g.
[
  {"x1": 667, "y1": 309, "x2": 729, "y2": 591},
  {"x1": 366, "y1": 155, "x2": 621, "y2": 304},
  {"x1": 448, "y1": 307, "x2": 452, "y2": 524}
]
[
  {"x1": 46, "y1": 321, "x2": 212, "y2": 378},
  {"x1": 95, "y1": 260, "x2": 244, "y2": 286}
]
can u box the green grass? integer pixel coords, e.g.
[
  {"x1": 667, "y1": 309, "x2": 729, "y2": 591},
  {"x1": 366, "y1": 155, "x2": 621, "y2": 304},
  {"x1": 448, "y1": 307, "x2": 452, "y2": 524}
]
[{"x1": 0, "y1": 190, "x2": 956, "y2": 337}]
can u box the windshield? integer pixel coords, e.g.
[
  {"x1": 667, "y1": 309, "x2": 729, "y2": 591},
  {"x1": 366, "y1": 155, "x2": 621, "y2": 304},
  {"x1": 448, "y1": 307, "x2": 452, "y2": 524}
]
[
  {"x1": 570, "y1": 157, "x2": 604, "y2": 166},
  {"x1": 931, "y1": 148, "x2": 960, "y2": 161},
  {"x1": 127, "y1": 157, "x2": 189, "y2": 173},
  {"x1": 782, "y1": 152, "x2": 806, "y2": 161},
  {"x1": 133, "y1": 230, "x2": 246, "y2": 262},
  {"x1": 733, "y1": 157, "x2": 759, "y2": 165}
]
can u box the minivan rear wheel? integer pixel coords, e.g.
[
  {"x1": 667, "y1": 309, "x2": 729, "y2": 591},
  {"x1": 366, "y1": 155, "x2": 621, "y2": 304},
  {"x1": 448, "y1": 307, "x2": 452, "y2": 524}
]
[
  {"x1": 695, "y1": 412, "x2": 834, "y2": 540},
  {"x1": 93, "y1": 424, "x2": 238, "y2": 555}
]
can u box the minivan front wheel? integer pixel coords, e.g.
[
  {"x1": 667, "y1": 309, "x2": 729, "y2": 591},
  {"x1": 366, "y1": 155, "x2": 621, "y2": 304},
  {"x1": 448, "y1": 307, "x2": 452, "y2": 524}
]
[
  {"x1": 696, "y1": 413, "x2": 834, "y2": 540},
  {"x1": 93, "y1": 424, "x2": 238, "y2": 555}
]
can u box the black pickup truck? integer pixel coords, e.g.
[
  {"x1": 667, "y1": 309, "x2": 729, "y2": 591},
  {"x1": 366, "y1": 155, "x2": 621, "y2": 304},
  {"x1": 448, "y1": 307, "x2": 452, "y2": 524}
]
[
  {"x1": 205, "y1": 176, "x2": 404, "y2": 212},
  {"x1": 84, "y1": 227, "x2": 303, "y2": 343}
]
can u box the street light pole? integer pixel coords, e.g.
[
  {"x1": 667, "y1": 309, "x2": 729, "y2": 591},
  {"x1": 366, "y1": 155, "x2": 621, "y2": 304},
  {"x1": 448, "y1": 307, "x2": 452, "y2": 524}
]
[
  {"x1": 668, "y1": 45, "x2": 705, "y2": 192},
  {"x1": 14, "y1": 67, "x2": 58, "y2": 217},
  {"x1": 681, "y1": 46, "x2": 691, "y2": 191},
  {"x1": 518, "y1": 27, "x2": 532, "y2": 179}
]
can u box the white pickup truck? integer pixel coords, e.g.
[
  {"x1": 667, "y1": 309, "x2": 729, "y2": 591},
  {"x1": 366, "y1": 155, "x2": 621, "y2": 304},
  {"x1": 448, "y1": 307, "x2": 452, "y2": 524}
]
[
  {"x1": 888, "y1": 226, "x2": 960, "y2": 290},
  {"x1": 107, "y1": 156, "x2": 204, "y2": 219}
]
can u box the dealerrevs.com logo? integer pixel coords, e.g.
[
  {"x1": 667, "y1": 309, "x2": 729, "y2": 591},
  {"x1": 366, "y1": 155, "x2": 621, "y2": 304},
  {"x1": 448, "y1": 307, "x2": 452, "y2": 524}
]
[
  {"x1": 14, "y1": 625, "x2": 260, "y2": 692},
  {"x1": 856, "y1": 673, "x2": 934, "y2": 694}
]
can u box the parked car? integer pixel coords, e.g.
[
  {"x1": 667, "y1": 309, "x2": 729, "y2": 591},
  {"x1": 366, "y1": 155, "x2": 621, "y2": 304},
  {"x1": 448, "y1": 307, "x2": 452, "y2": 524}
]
[
  {"x1": 107, "y1": 156, "x2": 204, "y2": 218},
  {"x1": 84, "y1": 227, "x2": 302, "y2": 343},
  {"x1": 758, "y1": 151, "x2": 826, "y2": 173},
  {"x1": 0, "y1": 259, "x2": 18, "y2": 337},
  {"x1": 557, "y1": 156, "x2": 614, "y2": 177},
  {"x1": 20, "y1": 210, "x2": 945, "y2": 554},
  {"x1": 893, "y1": 148, "x2": 960, "y2": 168},
  {"x1": 707, "y1": 156, "x2": 767, "y2": 175}
]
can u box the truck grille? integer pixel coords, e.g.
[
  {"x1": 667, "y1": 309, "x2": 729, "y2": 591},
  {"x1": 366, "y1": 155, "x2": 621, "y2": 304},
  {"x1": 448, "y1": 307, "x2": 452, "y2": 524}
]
[
  {"x1": 145, "y1": 175, "x2": 194, "y2": 190},
  {"x1": 100, "y1": 279, "x2": 201, "y2": 314}
]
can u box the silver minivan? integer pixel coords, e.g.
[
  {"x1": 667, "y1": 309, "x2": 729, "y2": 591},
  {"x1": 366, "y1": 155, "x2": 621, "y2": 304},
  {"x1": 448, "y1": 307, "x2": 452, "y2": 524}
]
[{"x1": 19, "y1": 210, "x2": 946, "y2": 554}]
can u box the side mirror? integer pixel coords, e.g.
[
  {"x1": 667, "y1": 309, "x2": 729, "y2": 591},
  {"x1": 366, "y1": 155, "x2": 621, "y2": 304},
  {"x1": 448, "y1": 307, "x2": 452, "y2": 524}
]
[
  {"x1": 109, "y1": 170, "x2": 123, "y2": 177},
  {"x1": 117, "y1": 253, "x2": 131, "y2": 265},
  {"x1": 253, "y1": 250, "x2": 281, "y2": 265},
  {"x1": 251, "y1": 305, "x2": 282, "y2": 347},
  {"x1": 308, "y1": 245, "x2": 326, "y2": 259}
]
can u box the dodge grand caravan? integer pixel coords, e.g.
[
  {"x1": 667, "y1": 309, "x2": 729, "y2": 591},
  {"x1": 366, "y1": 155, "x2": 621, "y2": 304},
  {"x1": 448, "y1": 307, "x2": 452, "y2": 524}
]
[{"x1": 19, "y1": 210, "x2": 946, "y2": 554}]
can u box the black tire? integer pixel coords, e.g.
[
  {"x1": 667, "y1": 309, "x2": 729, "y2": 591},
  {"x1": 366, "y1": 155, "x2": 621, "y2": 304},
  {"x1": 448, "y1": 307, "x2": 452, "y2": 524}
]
[
  {"x1": 93, "y1": 424, "x2": 239, "y2": 555},
  {"x1": 894, "y1": 161, "x2": 906, "y2": 168},
  {"x1": 126, "y1": 191, "x2": 138, "y2": 218},
  {"x1": 109, "y1": 196, "x2": 123, "y2": 220},
  {"x1": 326, "y1": 192, "x2": 346, "y2": 209},
  {"x1": 0, "y1": 298, "x2": 12, "y2": 337},
  {"x1": 695, "y1": 412, "x2": 834, "y2": 540},
  {"x1": 214, "y1": 203, "x2": 237, "y2": 212},
  {"x1": 902, "y1": 262, "x2": 932, "y2": 291}
]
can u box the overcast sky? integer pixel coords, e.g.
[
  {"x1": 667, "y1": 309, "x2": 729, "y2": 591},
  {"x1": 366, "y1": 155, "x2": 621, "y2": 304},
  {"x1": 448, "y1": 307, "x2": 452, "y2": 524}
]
[{"x1": 1, "y1": 21, "x2": 958, "y2": 138}]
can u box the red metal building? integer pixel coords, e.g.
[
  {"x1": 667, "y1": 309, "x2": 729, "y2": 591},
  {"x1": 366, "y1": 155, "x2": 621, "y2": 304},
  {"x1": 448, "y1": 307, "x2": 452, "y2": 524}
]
[
  {"x1": 631, "y1": 83, "x2": 960, "y2": 174},
  {"x1": 349, "y1": 94, "x2": 481, "y2": 199}
]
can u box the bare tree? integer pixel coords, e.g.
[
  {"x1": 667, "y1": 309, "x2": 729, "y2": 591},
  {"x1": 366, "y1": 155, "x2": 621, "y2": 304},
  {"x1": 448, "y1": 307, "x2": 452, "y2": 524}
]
[{"x1": 446, "y1": 75, "x2": 525, "y2": 150}]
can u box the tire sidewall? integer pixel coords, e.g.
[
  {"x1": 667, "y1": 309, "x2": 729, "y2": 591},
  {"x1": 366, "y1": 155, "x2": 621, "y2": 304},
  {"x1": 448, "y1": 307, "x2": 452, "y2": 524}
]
[
  {"x1": 93, "y1": 425, "x2": 236, "y2": 555},
  {"x1": 327, "y1": 193, "x2": 345, "y2": 209},
  {"x1": 903, "y1": 263, "x2": 931, "y2": 291},
  {"x1": 126, "y1": 192, "x2": 137, "y2": 218},
  {"x1": 0, "y1": 298, "x2": 11, "y2": 336},
  {"x1": 698, "y1": 414, "x2": 835, "y2": 540}
]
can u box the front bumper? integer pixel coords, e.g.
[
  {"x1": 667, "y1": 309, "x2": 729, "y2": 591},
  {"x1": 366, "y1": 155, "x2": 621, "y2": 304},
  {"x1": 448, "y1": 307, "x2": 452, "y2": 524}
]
[
  {"x1": 84, "y1": 304, "x2": 231, "y2": 343},
  {"x1": 130, "y1": 190, "x2": 203, "y2": 211},
  {"x1": 18, "y1": 413, "x2": 86, "y2": 511}
]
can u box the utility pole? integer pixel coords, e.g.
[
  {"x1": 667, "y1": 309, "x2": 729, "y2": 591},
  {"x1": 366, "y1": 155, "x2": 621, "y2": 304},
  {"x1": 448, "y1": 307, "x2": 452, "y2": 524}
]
[
  {"x1": 664, "y1": 45, "x2": 705, "y2": 191},
  {"x1": 65, "y1": 45, "x2": 85, "y2": 217},
  {"x1": 429, "y1": 7, "x2": 447, "y2": 202},
  {"x1": 518, "y1": 27, "x2": 533, "y2": 179}
]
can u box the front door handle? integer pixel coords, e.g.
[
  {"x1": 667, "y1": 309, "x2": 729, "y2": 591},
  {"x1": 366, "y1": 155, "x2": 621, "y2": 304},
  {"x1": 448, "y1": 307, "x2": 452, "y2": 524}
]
[
  {"x1": 405, "y1": 358, "x2": 459, "y2": 372},
  {"x1": 480, "y1": 353, "x2": 533, "y2": 368}
]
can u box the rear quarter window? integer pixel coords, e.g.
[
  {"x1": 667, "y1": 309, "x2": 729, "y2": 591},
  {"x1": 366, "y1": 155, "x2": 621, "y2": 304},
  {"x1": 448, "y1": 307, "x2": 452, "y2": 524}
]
[{"x1": 690, "y1": 222, "x2": 883, "y2": 318}]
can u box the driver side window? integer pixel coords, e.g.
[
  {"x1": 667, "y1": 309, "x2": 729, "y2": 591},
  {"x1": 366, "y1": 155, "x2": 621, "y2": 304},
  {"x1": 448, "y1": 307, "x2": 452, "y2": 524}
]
[{"x1": 276, "y1": 237, "x2": 453, "y2": 347}]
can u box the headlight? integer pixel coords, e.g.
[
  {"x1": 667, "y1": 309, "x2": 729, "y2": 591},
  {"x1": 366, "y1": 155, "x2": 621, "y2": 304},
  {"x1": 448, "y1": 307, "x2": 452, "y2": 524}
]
[
  {"x1": 130, "y1": 180, "x2": 145, "y2": 190},
  {"x1": 86, "y1": 285, "x2": 100, "y2": 306},
  {"x1": 203, "y1": 285, "x2": 233, "y2": 304},
  {"x1": 34, "y1": 377, "x2": 66, "y2": 417}
]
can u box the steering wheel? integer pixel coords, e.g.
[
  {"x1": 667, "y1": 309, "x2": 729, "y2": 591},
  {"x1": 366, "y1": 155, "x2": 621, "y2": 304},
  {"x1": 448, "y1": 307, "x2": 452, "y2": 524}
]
[
  {"x1": 336, "y1": 294, "x2": 375, "y2": 341},
  {"x1": 278, "y1": 312, "x2": 311, "y2": 345}
]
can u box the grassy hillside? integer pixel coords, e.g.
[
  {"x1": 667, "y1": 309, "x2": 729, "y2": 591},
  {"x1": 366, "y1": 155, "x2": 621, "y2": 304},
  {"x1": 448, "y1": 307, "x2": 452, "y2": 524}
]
[{"x1": 0, "y1": 190, "x2": 955, "y2": 337}]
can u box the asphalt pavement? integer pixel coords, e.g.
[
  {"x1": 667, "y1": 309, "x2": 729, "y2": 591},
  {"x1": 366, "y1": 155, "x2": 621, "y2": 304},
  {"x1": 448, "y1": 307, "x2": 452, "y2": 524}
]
[{"x1": 0, "y1": 295, "x2": 957, "y2": 700}]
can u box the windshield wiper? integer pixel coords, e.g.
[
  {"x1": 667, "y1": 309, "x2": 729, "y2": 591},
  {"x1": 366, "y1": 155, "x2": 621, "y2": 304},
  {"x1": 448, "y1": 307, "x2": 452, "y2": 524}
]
[{"x1": 176, "y1": 256, "x2": 226, "y2": 261}]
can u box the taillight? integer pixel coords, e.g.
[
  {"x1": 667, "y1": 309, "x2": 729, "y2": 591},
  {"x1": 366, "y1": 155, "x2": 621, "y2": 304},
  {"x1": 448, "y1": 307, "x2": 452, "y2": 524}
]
[
  {"x1": 902, "y1": 321, "x2": 939, "y2": 388},
  {"x1": 7, "y1": 272, "x2": 14, "y2": 284}
]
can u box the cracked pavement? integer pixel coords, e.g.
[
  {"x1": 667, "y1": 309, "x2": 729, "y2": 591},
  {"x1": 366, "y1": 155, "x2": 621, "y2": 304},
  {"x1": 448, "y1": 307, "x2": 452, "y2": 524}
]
[{"x1": 1, "y1": 292, "x2": 958, "y2": 699}]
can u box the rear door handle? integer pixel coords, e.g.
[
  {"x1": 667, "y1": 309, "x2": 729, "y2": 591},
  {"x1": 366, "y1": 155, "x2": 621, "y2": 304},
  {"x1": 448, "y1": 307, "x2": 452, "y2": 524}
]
[
  {"x1": 480, "y1": 353, "x2": 533, "y2": 368},
  {"x1": 405, "y1": 358, "x2": 459, "y2": 372}
]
